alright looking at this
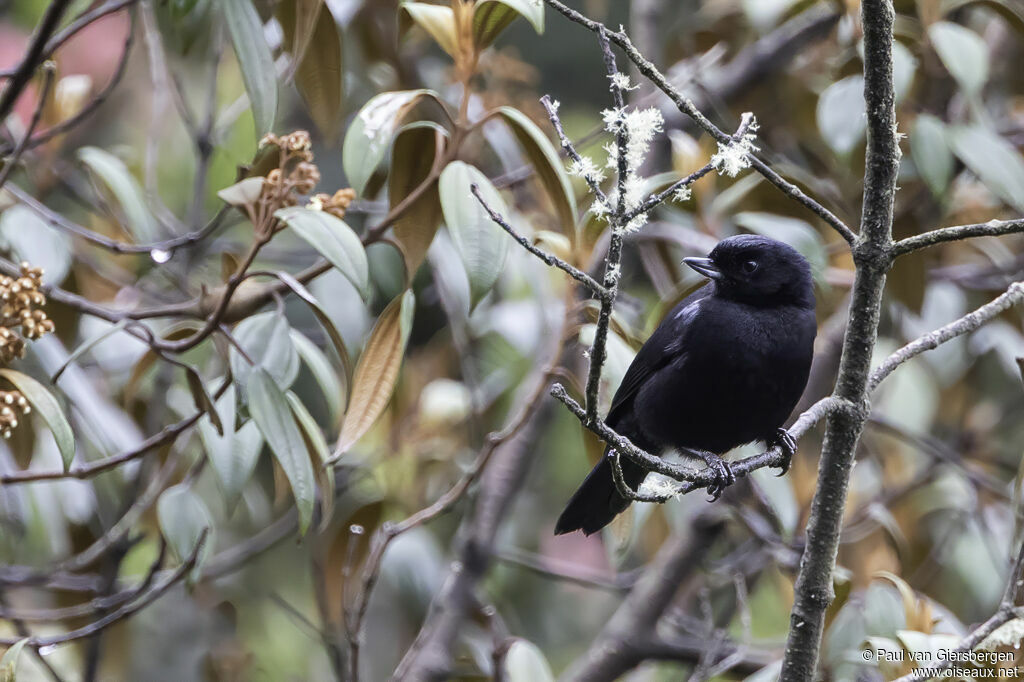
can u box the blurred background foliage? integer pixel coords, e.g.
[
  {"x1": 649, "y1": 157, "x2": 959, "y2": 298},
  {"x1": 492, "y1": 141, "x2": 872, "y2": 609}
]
[{"x1": 0, "y1": 0, "x2": 1023, "y2": 680}]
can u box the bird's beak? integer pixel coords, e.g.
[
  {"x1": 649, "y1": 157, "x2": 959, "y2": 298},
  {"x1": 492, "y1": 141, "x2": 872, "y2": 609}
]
[{"x1": 683, "y1": 256, "x2": 723, "y2": 281}]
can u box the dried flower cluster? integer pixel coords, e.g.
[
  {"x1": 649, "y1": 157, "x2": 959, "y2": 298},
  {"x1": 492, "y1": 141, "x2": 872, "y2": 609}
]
[
  {"x1": 0, "y1": 262, "x2": 55, "y2": 364},
  {"x1": 308, "y1": 188, "x2": 357, "y2": 219},
  {"x1": 0, "y1": 389, "x2": 31, "y2": 439},
  {"x1": 259, "y1": 131, "x2": 321, "y2": 209}
]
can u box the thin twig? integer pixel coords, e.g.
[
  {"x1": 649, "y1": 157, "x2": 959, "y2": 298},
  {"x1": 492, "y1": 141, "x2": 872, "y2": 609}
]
[
  {"x1": 891, "y1": 218, "x2": 1024, "y2": 258},
  {"x1": 0, "y1": 61, "x2": 55, "y2": 192}
]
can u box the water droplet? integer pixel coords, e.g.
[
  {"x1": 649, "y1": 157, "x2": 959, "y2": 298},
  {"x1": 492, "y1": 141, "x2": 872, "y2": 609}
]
[
  {"x1": 39, "y1": 645, "x2": 59, "y2": 656},
  {"x1": 150, "y1": 248, "x2": 171, "y2": 263},
  {"x1": 349, "y1": 523, "x2": 364, "y2": 535}
]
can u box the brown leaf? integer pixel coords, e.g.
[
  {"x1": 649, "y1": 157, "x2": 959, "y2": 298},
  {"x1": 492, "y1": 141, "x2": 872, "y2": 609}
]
[
  {"x1": 390, "y1": 123, "x2": 445, "y2": 278},
  {"x1": 333, "y1": 290, "x2": 416, "y2": 458}
]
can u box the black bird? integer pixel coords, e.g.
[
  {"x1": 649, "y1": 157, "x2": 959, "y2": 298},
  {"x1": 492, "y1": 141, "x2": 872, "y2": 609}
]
[{"x1": 555, "y1": 235, "x2": 817, "y2": 536}]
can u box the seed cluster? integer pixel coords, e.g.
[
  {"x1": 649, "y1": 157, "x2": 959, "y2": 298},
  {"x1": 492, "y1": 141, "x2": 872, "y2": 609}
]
[
  {"x1": 0, "y1": 262, "x2": 54, "y2": 363},
  {"x1": 0, "y1": 389, "x2": 31, "y2": 439},
  {"x1": 256, "y1": 131, "x2": 355, "y2": 221}
]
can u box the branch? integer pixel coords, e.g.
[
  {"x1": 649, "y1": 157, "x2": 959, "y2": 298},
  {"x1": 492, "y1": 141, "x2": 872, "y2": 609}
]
[
  {"x1": 0, "y1": 61, "x2": 54, "y2": 193},
  {"x1": 541, "y1": 0, "x2": 857, "y2": 245},
  {"x1": 0, "y1": 0, "x2": 74, "y2": 124},
  {"x1": 891, "y1": 218, "x2": 1024, "y2": 258},
  {"x1": 868, "y1": 281, "x2": 1024, "y2": 392},
  {"x1": 539, "y1": 95, "x2": 609, "y2": 206},
  {"x1": 470, "y1": 183, "x2": 607, "y2": 298},
  {"x1": 780, "y1": 1, "x2": 900, "y2": 679}
]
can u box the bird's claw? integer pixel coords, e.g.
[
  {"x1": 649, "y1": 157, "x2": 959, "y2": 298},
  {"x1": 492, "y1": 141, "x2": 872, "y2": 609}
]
[
  {"x1": 771, "y1": 428, "x2": 797, "y2": 477},
  {"x1": 699, "y1": 453, "x2": 735, "y2": 501}
]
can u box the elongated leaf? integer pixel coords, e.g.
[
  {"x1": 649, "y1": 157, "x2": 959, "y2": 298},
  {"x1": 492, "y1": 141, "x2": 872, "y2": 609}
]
[
  {"x1": 223, "y1": 0, "x2": 278, "y2": 136},
  {"x1": 286, "y1": 391, "x2": 333, "y2": 529},
  {"x1": 0, "y1": 639, "x2": 29, "y2": 682},
  {"x1": 929, "y1": 21, "x2": 989, "y2": 96},
  {"x1": 816, "y1": 75, "x2": 865, "y2": 156},
  {"x1": 948, "y1": 125, "x2": 1024, "y2": 213},
  {"x1": 217, "y1": 177, "x2": 265, "y2": 207},
  {"x1": 77, "y1": 147, "x2": 161, "y2": 242},
  {"x1": 291, "y1": 330, "x2": 343, "y2": 423},
  {"x1": 248, "y1": 368, "x2": 316, "y2": 534},
  {"x1": 274, "y1": 271, "x2": 352, "y2": 405},
  {"x1": 157, "y1": 483, "x2": 212, "y2": 582},
  {"x1": 390, "y1": 123, "x2": 445, "y2": 276},
  {"x1": 51, "y1": 319, "x2": 128, "y2": 382},
  {"x1": 280, "y1": 0, "x2": 344, "y2": 141},
  {"x1": 911, "y1": 114, "x2": 953, "y2": 197},
  {"x1": 342, "y1": 89, "x2": 435, "y2": 195},
  {"x1": 184, "y1": 367, "x2": 222, "y2": 434},
  {"x1": 439, "y1": 161, "x2": 510, "y2": 307},
  {"x1": 229, "y1": 311, "x2": 300, "y2": 390},
  {"x1": 498, "y1": 106, "x2": 576, "y2": 239},
  {"x1": 400, "y1": 2, "x2": 458, "y2": 56},
  {"x1": 200, "y1": 401, "x2": 263, "y2": 516},
  {"x1": 0, "y1": 205, "x2": 72, "y2": 285},
  {"x1": 0, "y1": 369, "x2": 75, "y2": 470},
  {"x1": 473, "y1": 0, "x2": 544, "y2": 49},
  {"x1": 275, "y1": 207, "x2": 370, "y2": 299},
  {"x1": 892, "y1": 40, "x2": 917, "y2": 104},
  {"x1": 333, "y1": 290, "x2": 415, "y2": 458},
  {"x1": 504, "y1": 639, "x2": 555, "y2": 682}
]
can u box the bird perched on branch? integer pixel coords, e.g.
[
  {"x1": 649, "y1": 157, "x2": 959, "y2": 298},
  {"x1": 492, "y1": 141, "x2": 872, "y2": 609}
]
[{"x1": 555, "y1": 235, "x2": 816, "y2": 535}]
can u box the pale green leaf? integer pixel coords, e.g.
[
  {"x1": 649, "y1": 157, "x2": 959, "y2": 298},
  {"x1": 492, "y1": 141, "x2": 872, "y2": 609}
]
[
  {"x1": 929, "y1": 21, "x2": 989, "y2": 96},
  {"x1": 504, "y1": 639, "x2": 555, "y2": 682},
  {"x1": 0, "y1": 369, "x2": 75, "y2": 470},
  {"x1": 217, "y1": 177, "x2": 265, "y2": 207},
  {"x1": 473, "y1": 0, "x2": 544, "y2": 49},
  {"x1": 275, "y1": 207, "x2": 370, "y2": 299},
  {"x1": 247, "y1": 368, "x2": 316, "y2": 534},
  {"x1": 229, "y1": 311, "x2": 300, "y2": 390},
  {"x1": 77, "y1": 147, "x2": 161, "y2": 243},
  {"x1": 400, "y1": 2, "x2": 458, "y2": 56},
  {"x1": 342, "y1": 89, "x2": 435, "y2": 195},
  {"x1": 911, "y1": 114, "x2": 953, "y2": 197},
  {"x1": 290, "y1": 329, "x2": 343, "y2": 422},
  {"x1": 0, "y1": 205, "x2": 72, "y2": 284},
  {"x1": 816, "y1": 75, "x2": 865, "y2": 156},
  {"x1": 223, "y1": 0, "x2": 278, "y2": 136},
  {"x1": 948, "y1": 125, "x2": 1024, "y2": 213},
  {"x1": 157, "y1": 483, "x2": 212, "y2": 582},
  {"x1": 0, "y1": 639, "x2": 29, "y2": 682},
  {"x1": 439, "y1": 161, "x2": 510, "y2": 307}
]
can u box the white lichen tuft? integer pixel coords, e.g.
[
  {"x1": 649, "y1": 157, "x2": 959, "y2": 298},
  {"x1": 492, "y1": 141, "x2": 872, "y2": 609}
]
[
  {"x1": 711, "y1": 115, "x2": 759, "y2": 178},
  {"x1": 621, "y1": 211, "x2": 649, "y2": 234},
  {"x1": 568, "y1": 156, "x2": 605, "y2": 184},
  {"x1": 610, "y1": 72, "x2": 638, "y2": 91},
  {"x1": 589, "y1": 197, "x2": 610, "y2": 220},
  {"x1": 639, "y1": 473, "x2": 682, "y2": 499},
  {"x1": 672, "y1": 186, "x2": 693, "y2": 203},
  {"x1": 979, "y1": 619, "x2": 1024, "y2": 651}
]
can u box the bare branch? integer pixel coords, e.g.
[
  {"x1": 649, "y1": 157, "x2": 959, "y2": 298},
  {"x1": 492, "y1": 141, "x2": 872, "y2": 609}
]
[
  {"x1": 470, "y1": 183, "x2": 607, "y2": 298},
  {"x1": 868, "y1": 281, "x2": 1024, "y2": 392},
  {"x1": 891, "y1": 218, "x2": 1024, "y2": 258}
]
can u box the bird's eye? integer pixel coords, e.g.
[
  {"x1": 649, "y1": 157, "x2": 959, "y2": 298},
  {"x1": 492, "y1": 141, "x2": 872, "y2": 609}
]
[{"x1": 742, "y1": 260, "x2": 758, "y2": 274}]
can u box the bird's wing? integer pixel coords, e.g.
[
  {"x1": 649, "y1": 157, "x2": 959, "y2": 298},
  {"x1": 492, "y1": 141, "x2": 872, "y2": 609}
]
[{"x1": 606, "y1": 285, "x2": 711, "y2": 426}]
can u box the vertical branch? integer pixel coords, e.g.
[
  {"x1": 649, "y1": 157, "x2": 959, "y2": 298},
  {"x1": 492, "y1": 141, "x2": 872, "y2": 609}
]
[
  {"x1": 780, "y1": 1, "x2": 899, "y2": 679},
  {"x1": 582, "y1": 27, "x2": 631, "y2": 424}
]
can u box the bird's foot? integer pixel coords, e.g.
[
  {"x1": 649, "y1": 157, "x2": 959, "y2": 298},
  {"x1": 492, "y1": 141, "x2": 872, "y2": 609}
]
[
  {"x1": 769, "y1": 428, "x2": 797, "y2": 477},
  {"x1": 696, "y1": 451, "x2": 735, "y2": 501}
]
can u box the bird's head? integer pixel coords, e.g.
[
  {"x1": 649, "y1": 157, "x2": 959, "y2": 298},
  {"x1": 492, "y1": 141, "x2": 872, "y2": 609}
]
[{"x1": 683, "y1": 234, "x2": 814, "y2": 307}]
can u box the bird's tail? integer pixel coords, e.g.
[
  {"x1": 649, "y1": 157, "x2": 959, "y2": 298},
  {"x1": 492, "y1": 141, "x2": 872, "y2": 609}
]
[{"x1": 554, "y1": 448, "x2": 648, "y2": 536}]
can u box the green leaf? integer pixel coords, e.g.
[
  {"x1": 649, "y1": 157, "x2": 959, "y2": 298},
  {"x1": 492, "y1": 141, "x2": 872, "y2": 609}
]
[
  {"x1": 275, "y1": 207, "x2": 370, "y2": 299},
  {"x1": 503, "y1": 639, "x2": 555, "y2": 682},
  {"x1": 0, "y1": 639, "x2": 29, "y2": 682},
  {"x1": 498, "y1": 107, "x2": 577, "y2": 240},
  {"x1": 473, "y1": 0, "x2": 544, "y2": 49},
  {"x1": 156, "y1": 483, "x2": 212, "y2": 582},
  {"x1": 948, "y1": 125, "x2": 1024, "y2": 213},
  {"x1": 892, "y1": 40, "x2": 917, "y2": 104},
  {"x1": 274, "y1": 271, "x2": 352, "y2": 408},
  {"x1": 816, "y1": 75, "x2": 865, "y2": 156},
  {"x1": 217, "y1": 177, "x2": 265, "y2": 207},
  {"x1": 77, "y1": 147, "x2": 161, "y2": 243},
  {"x1": 0, "y1": 369, "x2": 75, "y2": 470},
  {"x1": 248, "y1": 368, "x2": 316, "y2": 534},
  {"x1": 286, "y1": 390, "x2": 334, "y2": 529},
  {"x1": 229, "y1": 311, "x2": 300, "y2": 390},
  {"x1": 390, "y1": 123, "x2": 445, "y2": 277},
  {"x1": 0, "y1": 204, "x2": 72, "y2": 284},
  {"x1": 333, "y1": 290, "x2": 415, "y2": 458},
  {"x1": 439, "y1": 161, "x2": 510, "y2": 307},
  {"x1": 911, "y1": 114, "x2": 953, "y2": 197},
  {"x1": 928, "y1": 21, "x2": 989, "y2": 96},
  {"x1": 223, "y1": 0, "x2": 278, "y2": 136},
  {"x1": 291, "y1": 329, "x2": 344, "y2": 422},
  {"x1": 342, "y1": 90, "x2": 435, "y2": 196},
  {"x1": 200, "y1": 400, "x2": 264, "y2": 516},
  {"x1": 280, "y1": 0, "x2": 344, "y2": 142},
  {"x1": 400, "y1": 2, "x2": 458, "y2": 56}
]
